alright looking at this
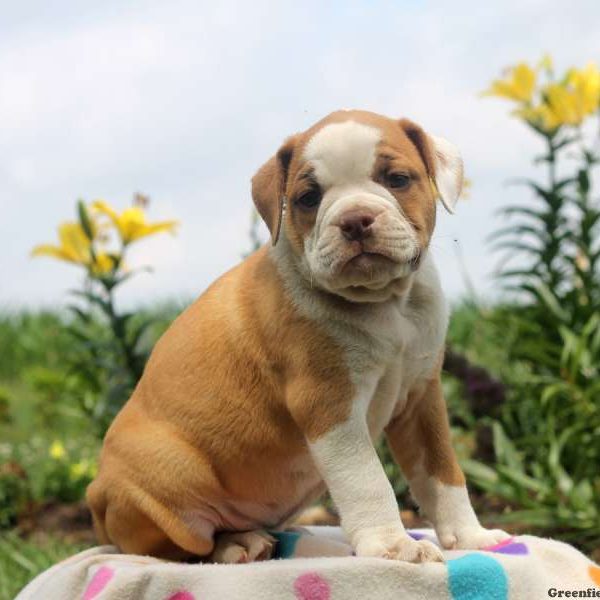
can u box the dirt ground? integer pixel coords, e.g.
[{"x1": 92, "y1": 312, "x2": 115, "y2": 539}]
[{"x1": 14, "y1": 500, "x2": 600, "y2": 563}]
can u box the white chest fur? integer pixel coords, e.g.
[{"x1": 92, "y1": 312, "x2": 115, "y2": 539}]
[{"x1": 273, "y1": 244, "x2": 448, "y2": 436}]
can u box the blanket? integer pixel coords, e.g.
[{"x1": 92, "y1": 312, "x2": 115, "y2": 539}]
[{"x1": 15, "y1": 527, "x2": 600, "y2": 600}]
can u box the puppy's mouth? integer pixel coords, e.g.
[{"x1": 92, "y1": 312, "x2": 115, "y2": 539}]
[
  {"x1": 342, "y1": 251, "x2": 397, "y2": 272},
  {"x1": 308, "y1": 241, "x2": 424, "y2": 302},
  {"x1": 340, "y1": 244, "x2": 421, "y2": 275}
]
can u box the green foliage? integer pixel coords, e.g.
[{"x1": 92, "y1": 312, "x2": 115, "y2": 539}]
[
  {"x1": 459, "y1": 78, "x2": 600, "y2": 551},
  {"x1": 0, "y1": 303, "x2": 184, "y2": 523},
  {"x1": 463, "y1": 421, "x2": 600, "y2": 546},
  {"x1": 0, "y1": 311, "x2": 75, "y2": 381},
  {"x1": 0, "y1": 467, "x2": 29, "y2": 530},
  {"x1": 448, "y1": 299, "x2": 600, "y2": 551},
  {"x1": 27, "y1": 198, "x2": 180, "y2": 436},
  {"x1": 0, "y1": 389, "x2": 11, "y2": 425},
  {"x1": 0, "y1": 532, "x2": 89, "y2": 600},
  {"x1": 492, "y1": 134, "x2": 600, "y2": 340},
  {"x1": 0, "y1": 437, "x2": 98, "y2": 525}
]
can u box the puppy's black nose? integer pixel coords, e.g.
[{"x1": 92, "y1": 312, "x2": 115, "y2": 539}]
[{"x1": 339, "y1": 212, "x2": 374, "y2": 242}]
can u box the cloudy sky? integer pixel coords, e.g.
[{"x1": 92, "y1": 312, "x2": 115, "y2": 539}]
[{"x1": 1, "y1": 0, "x2": 599, "y2": 310}]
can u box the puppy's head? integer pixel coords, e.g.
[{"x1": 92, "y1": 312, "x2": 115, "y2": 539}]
[{"x1": 252, "y1": 110, "x2": 463, "y2": 303}]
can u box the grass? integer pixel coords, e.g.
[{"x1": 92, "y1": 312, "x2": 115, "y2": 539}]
[{"x1": 0, "y1": 532, "x2": 90, "y2": 600}]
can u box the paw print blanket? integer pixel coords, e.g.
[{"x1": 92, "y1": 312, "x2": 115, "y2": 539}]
[{"x1": 15, "y1": 527, "x2": 600, "y2": 600}]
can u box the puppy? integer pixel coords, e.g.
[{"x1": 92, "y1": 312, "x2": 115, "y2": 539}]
[{"x1": 87, "y1": 109, "x2": 508, "y2": 563}]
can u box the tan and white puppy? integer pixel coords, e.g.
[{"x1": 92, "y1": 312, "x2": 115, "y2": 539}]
[{"x1": 87, "y1": 109, "x2": 508, "y2": 564}]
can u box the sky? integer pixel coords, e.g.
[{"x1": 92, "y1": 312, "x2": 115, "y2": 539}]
[{"x1": 1, "y1": 0, "x2": 599, "y2": 310}]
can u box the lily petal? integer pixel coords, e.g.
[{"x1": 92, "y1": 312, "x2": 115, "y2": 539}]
[
  {"x1": 31, "y1": 244, "x2": 74, "y2": 262},
  {"x1": 58, "y1": 222, "x2": 93, "y2": 263},
  {"x1": 128, "y1": 220, "x2": 179, "y2": 242},
  {"x1": 92, "y1": 252, "x2": 116, "y2": 275}
]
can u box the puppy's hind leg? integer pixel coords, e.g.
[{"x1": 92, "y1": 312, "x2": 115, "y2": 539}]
[
  {"x1": 104, "y1": 489, "x2": 216, "y2": 561},
  {"x1": 209, "y1": 530, "x2": 276, "y2": 564}
]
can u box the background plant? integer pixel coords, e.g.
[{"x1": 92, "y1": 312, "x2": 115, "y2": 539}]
[
  {"x1": 485, "y1": 57, "x2": 600, "y2": 339},
  {"x1": 32, "y1": 194, "x2": 178, "y2": 434},
  {"x1": 458, "y1": 56, "x2": 600, "y2": 548},
  {"x1": 0, "y1": 303, "x2": 184, "y2": 536}
]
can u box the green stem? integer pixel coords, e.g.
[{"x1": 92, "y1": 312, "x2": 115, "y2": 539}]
[
  {"x1": 571, "y1": 137, "x2": 600, "y2": 318},
  {"x1": 547, "y1": 135, "x2": 557, "y2": 189},
  {"x1": 542, "y1": 134, "x2": 562, "y2": 293},
  {"x1": 100, "y1": 279, "x2": 141, "y2": 382}
]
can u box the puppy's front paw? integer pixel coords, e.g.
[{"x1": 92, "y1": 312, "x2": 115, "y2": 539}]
[
  {"x1": 437, "y1": 526, "x2": 510, "y2": 550},
  {"x1": 355, "y1": 526, "x2": 444, "y2": 563}
]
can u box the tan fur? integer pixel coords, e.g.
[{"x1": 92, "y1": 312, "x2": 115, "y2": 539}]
[
  {"x1": 385, "y1": 360, "x2": 465, "y2": 487},
  {"x1": 87, "y1": 248, "x2": 352, "y2": 558}
]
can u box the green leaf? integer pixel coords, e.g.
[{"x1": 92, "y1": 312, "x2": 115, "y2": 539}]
[
  {"x1": 570, "y1": 479, "x2": 594, "y2": 509},
  {"x1": 128, "y1": 318, "x2": 155, "y2": 351},
  {"x1": 492, "y1": 422, "x2": 523, "y2": 472},
  {"x1": 496, "y1": 464, "x2": 548, "y2": 495},
  {"x1": 493, "y1": 508, "x2": 558, "y2": 528},
  {"x1": 69, "y1": 290, "x2": 112, "y2": 315},
  {"x1": 66, "y1": 304, "x2": 92, "y2": 323},
  {"x1": 577, "y1": 169, "x2": 590, "y2": 195},
  {"x1": 492, "y1": 240, "x2": 542, "y2": 255},
  {"x1": 460, "y1": 458, "x2": 498, "y2": 484},
  {"x1": 77, "y1": 199, "x2": 95, "y2": 241},
  {"x1": 113, "y1": 267, "x2": 153, "y2": 288},
  {"x1": 540, "y1": 382, "x2": 569, "y2": 404},
  {"x1": 552, "y1": 137, "x2": 579, "y2": 153},
  {"x1": 520, "y1": 282, "x2": 569, "y2": 322},
  {"x1": 496, "y1": 268, "x2": 540, "y2": 280},
  {"x1": 495, "y1": 205, "x2": 545, "y2": 220},
  {"x1": 487, "y1": 224, "x2": 546, "y2": 243}
]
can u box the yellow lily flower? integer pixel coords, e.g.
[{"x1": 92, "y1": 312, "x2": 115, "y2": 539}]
[
  {"x1": 515, "y1": 101, "x2": 562, "y2": 133},
  {"x1": 483, "y1": 62, "x2": 536, "y2": 102},
  {"x1": 49, "y1": 440, "x2": 66, "y2": 460},
  {"x1": 567, "y1": 63, "x2": 600, "y2": 116},
  {"x1": 31, "y1": 222, "x2": 114, "y2": 275},
  {"x1": 92, "y1": 200, "x2": 179, "y2": 245},
  {"x1": 92, "y1": 253, "x2": 115, "y2": 276},
  {"x1": 545, "y1": 83, "x2": 585, "y2": 126},
  {"x1": 486, "y1": 57, "x2": 599, "y2": 134},
  {"x1": 32, "y1": 222, "x2": 91, "y2": 264},
  {"x1": 515, "y1": 66, "x2": 599, "y2": 132}
]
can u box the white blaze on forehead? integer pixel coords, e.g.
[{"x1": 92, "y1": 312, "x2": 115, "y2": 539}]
[{"x1": 302, "y1": 121, "x2": 382, "y2": 188}]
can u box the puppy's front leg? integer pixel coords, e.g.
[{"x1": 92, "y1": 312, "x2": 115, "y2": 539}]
[
  {"x1": 385, "y1": 373, "x2": 510, "y2": 550},
  {"x1": 289, "y1": 373, "x2": 443, "y2": 563}
]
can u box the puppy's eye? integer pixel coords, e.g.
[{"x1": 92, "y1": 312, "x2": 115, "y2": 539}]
[
  {"x1": 387, "y1": 173, "x2": 411, "y2": 189},
  {"x1": 295, "y1": 189, "x2": 322, "y2": 210}
]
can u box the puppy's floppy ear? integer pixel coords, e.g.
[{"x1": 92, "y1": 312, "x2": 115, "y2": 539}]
[
  {"x1": 399, "y1": 119, "x2": 464, "y2": 214},
  {"x1": 251, "y1": 135, "x2": 298, "y2": 245}
]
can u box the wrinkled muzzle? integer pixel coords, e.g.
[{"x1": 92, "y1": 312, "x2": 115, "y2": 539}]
[{"x1": 302, "y1": 185, "x2": 422, "y2": 300}]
